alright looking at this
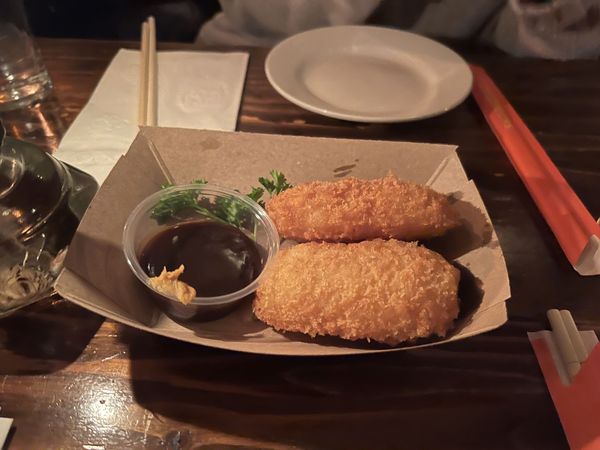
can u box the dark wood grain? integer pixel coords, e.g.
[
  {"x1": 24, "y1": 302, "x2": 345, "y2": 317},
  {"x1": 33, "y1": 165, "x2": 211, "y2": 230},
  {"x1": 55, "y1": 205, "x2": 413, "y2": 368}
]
[{"x1": 1, "y1": 38, "x2": 599, "y2": 450}]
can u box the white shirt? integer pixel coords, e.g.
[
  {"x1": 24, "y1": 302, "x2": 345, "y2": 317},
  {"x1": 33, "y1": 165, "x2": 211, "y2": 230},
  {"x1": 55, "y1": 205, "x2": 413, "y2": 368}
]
[{"x1": 198, "y1": 0, "x2": 600, "y2": 59}]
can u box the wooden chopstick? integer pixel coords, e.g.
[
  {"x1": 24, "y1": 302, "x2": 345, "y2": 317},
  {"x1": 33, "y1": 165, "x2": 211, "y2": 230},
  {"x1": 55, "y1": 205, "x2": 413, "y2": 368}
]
[
  {"x1": 138, "y1": 16, "x2": 157, "y2": 127},
  {"x1": 560, "y1": 310, "x2": 589, "y2": 363},
  {"x1": 138, "y1": 21, "x2": 149, "y2": 126},
  {"x1": 546, "y1": 308, "x2": 591, "y2": 382},
  {"x1": 146, "y1": 16, "x2": 157, "y2": 126},
  {"x1": 547, "y1": 309, "x2": 581, "y2": 380}
]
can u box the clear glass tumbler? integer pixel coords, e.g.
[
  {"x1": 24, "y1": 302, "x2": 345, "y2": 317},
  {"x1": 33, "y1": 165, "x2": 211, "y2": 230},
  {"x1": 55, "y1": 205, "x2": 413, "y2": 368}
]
[{"x1": 0, "y1": 0, "x2": 52, "y2": 111}]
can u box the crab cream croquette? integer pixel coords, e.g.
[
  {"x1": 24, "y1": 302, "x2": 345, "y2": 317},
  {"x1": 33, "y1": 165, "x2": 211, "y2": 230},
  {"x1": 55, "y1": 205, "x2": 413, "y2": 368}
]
[
  {"x1": 266, "y1": 174, "x2": 459, "y2": 242},
  {"x1": 254, "y1": 239, "x2": 460, "y2": 345}
]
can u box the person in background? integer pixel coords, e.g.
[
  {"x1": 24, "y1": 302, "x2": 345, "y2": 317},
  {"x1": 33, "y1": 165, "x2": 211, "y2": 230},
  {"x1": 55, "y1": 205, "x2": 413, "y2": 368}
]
[{"x1": 197, "y1": 0, "x2": 600, "y2": 59}]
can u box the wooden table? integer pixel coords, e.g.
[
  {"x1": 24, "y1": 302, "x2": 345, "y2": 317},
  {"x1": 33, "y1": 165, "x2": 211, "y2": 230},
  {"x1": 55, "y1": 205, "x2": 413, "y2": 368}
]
[{"x1": 1, "y1": 38, "x2": 599, "y2": 450}]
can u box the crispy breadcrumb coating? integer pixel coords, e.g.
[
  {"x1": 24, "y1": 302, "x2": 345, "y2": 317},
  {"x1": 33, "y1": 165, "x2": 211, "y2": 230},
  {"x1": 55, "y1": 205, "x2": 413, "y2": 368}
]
[
  {"x1": 266, "y1": 174, "x2": 459, "y2": 242},
  {"x1": 254, "y1": 239, "x2": 460, "y2": 345}
]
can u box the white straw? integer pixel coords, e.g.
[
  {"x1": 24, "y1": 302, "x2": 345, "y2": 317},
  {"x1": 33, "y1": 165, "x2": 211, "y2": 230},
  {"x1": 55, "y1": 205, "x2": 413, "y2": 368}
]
[
  {"x1": 560, "y1": 309, "x2": 588, "y2": 363},
  {"x1": 146, "y1": 16, "x2": 157, "y2": 127},
  {"x1": 547, "y1": 309, "x2": 581, "y2": 381},
  {"x1": 138, "y1": 21, "x2": 149, "y2": 126}
]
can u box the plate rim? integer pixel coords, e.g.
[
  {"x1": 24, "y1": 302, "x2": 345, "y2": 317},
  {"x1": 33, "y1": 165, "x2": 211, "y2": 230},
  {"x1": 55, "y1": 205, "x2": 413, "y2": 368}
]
[{"x1": 265, "y1": 25, "x2": 473, "y2": 123}]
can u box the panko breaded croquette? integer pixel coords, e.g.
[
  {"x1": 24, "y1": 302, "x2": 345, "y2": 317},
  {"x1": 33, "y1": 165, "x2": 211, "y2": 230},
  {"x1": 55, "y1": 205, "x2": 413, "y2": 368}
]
[
  {"x1": 254, "y1": 239, "x2": 460, "y2": 345},
  {"x1": 266, "y1": 173, "x2": 459, "y2": 242}
]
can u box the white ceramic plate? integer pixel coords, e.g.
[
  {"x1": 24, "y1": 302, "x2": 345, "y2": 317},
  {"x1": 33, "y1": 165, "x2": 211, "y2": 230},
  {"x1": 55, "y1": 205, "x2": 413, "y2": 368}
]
[{"x1": 265, "y1": 26, "x2": 473, "y2": 123}]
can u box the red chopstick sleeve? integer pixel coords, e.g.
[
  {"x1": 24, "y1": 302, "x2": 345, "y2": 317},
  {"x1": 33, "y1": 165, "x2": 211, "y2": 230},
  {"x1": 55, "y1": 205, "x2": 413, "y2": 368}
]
[
  {"x1": 531, "y1": 338, "x2": 600, "y2": 450},
  {"x1": 470, "y1": 65, "x2": 600, "y2": 266}
]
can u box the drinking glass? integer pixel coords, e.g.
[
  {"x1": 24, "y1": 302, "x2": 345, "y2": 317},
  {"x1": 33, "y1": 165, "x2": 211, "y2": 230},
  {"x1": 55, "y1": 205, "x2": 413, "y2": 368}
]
[
  {"x1": 0, "y1": 124, "x2": 98, "y2": 317},
  {"x1": 0, "y1": 0, "x2": 52, "y2": 111}
]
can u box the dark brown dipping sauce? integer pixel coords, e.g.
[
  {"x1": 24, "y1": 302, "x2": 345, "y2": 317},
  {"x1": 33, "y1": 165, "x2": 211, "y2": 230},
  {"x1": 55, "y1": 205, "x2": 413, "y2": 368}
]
[{"x1": 139, "y1": 221, "x2": 263, "y2": 297}]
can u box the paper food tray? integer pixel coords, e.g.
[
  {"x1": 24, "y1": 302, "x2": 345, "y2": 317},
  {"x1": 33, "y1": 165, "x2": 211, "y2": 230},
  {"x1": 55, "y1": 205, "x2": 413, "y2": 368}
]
[{"x1": 56, "y1": 127, "x2": 511, "y2": 356}]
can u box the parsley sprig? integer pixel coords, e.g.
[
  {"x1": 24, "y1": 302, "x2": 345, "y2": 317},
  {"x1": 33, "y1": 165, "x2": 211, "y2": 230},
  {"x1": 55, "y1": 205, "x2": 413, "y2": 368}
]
[
  {"x1": 150, "y1": 170, "x2": 292, "y2": 226},
  {"x1": 258, "y1": 170, "x2": 293, "y2": 200},
  {"x1": 252, "y1": 170, "x2": 293, "y2": 207}
]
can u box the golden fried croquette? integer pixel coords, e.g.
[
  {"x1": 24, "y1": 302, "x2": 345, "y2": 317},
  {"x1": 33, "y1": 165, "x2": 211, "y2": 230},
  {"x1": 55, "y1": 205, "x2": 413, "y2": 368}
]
[
  {"x1": 266, "y1": 174, "x2": 459, "y2": 242},
  {"x1": 254, "y1": 239, "x2": 460, "y2": 345}
]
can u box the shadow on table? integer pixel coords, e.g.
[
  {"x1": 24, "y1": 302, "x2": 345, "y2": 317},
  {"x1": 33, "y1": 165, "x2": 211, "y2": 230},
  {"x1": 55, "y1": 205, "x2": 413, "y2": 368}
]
[
  {"x1": 119, "y1": 309, "x2": 562, "y2": 450},
  {"x1": 0, "y1": 296, "x2": 104, "y2": 375}
]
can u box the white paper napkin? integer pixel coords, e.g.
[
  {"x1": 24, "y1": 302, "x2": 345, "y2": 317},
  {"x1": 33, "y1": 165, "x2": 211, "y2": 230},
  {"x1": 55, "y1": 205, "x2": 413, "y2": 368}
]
[
  {"x1": 57, "y1": 49, "x2": 249, "y2": 184},
  {"x1": 0, "y1": 417, "x2": 12, "y2": 448}
]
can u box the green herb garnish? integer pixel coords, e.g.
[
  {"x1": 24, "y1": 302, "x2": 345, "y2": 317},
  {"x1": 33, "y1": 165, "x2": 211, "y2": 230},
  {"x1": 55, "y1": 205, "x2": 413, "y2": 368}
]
[
  {"x1": 150, "y1": 171, "x2": 292, "y2": 225},
  {"x1": 250, "y1": 170, "x2": 293, "y2": 207},
  {"x1": 258, "y1": 170, "x2": 293, "y2": 197},
  {"x1": 247, "y1": 186, "x2": 265, "y2": 205},
  {"x1": 150, "y1": 179, "x2": 213, "y2": 224}
]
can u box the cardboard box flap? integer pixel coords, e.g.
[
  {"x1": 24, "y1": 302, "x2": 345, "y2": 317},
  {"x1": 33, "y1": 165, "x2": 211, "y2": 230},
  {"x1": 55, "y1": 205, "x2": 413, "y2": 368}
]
[{"x1": 140, "y1": 127, "x2": 463, "y2": 188}]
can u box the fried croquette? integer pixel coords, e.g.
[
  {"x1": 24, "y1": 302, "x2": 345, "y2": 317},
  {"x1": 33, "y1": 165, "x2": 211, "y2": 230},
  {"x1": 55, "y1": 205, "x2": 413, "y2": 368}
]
[
  {"x1": 254, "y1": 239, "x2": 460, "y2": 345},
  {"x1": 266, "y1": 174, "x2": 459, "y2": 242}
]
